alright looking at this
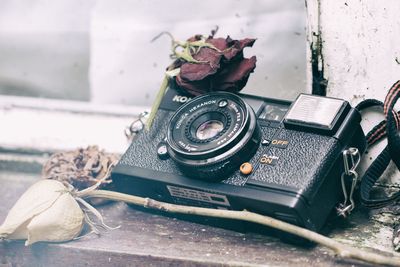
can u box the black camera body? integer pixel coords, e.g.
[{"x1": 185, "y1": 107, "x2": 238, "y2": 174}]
[{"x1": 112, "y1": 86, "x2": 366, "y2": 232}]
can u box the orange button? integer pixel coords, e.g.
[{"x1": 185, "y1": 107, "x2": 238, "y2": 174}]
[{"x1": 240, "y1": 162, "x2": 253, "y2": 175}]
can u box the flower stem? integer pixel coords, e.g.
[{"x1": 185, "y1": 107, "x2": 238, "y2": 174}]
[
  {"x1": 145, "y1": 74, "x2": 169, "y2": 130},
  {"x1": 83, "y1": 189, "x2": 400, "y2": 267}
]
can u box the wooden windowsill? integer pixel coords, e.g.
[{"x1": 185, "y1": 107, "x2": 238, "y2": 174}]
[
  {"x1": 0, "y1": 153, "x2": 396, "y2": 266},
  {"x1": 0, "y1": 95, "x2": 148, "y2": 154}
]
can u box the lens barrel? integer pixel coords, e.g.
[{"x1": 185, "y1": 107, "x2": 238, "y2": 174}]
[{"x1": 166, "y1": 92, "x2": 261, "y2": 181}]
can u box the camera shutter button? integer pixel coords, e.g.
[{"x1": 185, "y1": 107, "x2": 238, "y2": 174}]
[{"x1": 240, "y1": 162, "x2": 253, "y2": 175}]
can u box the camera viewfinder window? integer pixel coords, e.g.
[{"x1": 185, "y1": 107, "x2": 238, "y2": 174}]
[{"x1": 258, "y1": 103, "x2": 289, "y2": 122}]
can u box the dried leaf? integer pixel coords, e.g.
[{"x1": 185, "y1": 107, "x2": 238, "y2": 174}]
[{"x1": 42, "y1": 146, "x2": 119, "y2": 191}]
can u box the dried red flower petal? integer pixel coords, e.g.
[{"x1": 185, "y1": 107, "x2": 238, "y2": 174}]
[
  {"x1": 214, "y1": 56, "x2": 257, "y2": 92},
  {"x1": 221, "y1": 38, "x2": 256, "y2": 61},
  {"x1": 206, "y1": 37, "x2": 230, "y2": 51},
  {"x1": 179, "y1": 48, "x2": 222, "y2": 81},
  {"x1": 174, "y1": 36, "x2": 257, "y2": 95}
]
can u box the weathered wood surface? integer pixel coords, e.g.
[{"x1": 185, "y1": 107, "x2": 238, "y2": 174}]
[{"x1": 0, "y1": 158, "x2": 397, "y2": 266}]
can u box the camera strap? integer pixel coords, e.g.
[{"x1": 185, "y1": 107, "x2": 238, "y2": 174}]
[{"x1": 356, "y1": 80, "x2": 400, "y2": 208}]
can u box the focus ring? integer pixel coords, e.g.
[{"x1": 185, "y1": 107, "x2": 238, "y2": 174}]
[{"x1": 166, "y1": 92, "x2": 260, "y2": 181}]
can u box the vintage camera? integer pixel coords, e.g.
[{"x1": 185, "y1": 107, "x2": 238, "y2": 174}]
[{"x1": 112, "y1": 86, "x2": 366, "y2": 232}]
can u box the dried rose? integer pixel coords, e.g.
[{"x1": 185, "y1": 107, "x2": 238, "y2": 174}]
[
  {"x1": 174, "y1": 36, "x2": 257, "y2": 95},
  {"x1": 145, "y1": 33, "x2": 257, "y2": 130}
]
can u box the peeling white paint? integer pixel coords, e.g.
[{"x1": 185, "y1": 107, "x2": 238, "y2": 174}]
[
  {"x1": 306, "y1": 0, "x2": 400, "y2": 183},
  {"x1": 317, "y1": 1, "x2": 399, "y2": 103}
]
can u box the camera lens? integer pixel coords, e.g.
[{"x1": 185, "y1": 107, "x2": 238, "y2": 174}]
[
  {"x1": 196, "y1": 120, "x2": 224, "y2": 140},
  {"x1": 166, "y1": 92, "x2": 261, "y2": 181}
]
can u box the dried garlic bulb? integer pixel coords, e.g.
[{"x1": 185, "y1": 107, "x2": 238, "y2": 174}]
[{"x1": 0, "y1": 179, "x2": 84, "y2": 245}]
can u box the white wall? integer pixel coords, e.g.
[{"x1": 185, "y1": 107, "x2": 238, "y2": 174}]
[
  {"x1": 0, "y1": 0, "x2": 307, "y2": 105},
  {"x1": 318, "y1": 1, "x2": 400, "y2": 104},
  {"x1": 0, "y1": 0, "x2": 307, "y2": 154},
  {"x1": 89, "y1": 0, "x2": 307, "y2": 105},
  {"x1": 0, "y1": 0, "x2": 96, "y2": 100},
  {"x1": 306, "y1": 0, "x2": 400, "y2": 183}
]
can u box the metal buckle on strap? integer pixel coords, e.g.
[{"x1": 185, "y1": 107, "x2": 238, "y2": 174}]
[{"x1": 337, "y1": 147, "x2": 360, "y2": 217}]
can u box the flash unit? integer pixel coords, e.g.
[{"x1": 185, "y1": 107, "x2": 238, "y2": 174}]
[{"x1": 284, "y1": 94, "x2": 349, "y2": 133}]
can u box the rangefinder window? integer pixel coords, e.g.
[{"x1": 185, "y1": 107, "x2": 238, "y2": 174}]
[{"x1": 258, "y1": 103, "x2": 289, "y2": 121}]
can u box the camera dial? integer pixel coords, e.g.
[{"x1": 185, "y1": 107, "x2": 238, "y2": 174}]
[{"x1": 166, "y1": 92, "x2": 261, "y2": 181}]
